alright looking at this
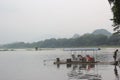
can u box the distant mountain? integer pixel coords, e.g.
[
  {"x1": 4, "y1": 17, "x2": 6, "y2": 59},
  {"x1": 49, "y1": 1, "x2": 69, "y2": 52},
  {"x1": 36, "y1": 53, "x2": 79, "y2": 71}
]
[
  {"x1": 92, "y1": 29, "x2": 112, "y2": 37},
  {"x1": 72, "y1": 34, "x2": 80, "y2": 38},
  {"x1": 1, "y1": 28, "x2": 120, "y2": 48}
]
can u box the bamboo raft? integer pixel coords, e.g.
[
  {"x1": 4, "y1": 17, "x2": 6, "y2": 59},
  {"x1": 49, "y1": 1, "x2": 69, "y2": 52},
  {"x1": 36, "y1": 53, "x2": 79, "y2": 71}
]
[
  {"x1": 54, "y1": 60, "x2": 117, "y2": 65},
  {"x1": 53, "y1": 48, "x2": 119, "y2": 66}
]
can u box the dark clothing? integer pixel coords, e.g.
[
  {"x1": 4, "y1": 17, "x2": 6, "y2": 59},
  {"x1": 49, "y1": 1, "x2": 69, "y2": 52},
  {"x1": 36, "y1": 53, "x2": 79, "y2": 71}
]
[{"x1": 113, "y1": 49, "x2": 119, "y2": 61}]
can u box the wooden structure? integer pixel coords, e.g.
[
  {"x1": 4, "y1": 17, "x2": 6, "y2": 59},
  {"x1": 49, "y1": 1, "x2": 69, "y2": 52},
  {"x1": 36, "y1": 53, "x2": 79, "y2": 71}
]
[
  {"x1": 54, "y1": 60, "x2": 115, "y2": 65},
  {"x1": 53, "y1": 48, "x2": 117, "y2": 65}
]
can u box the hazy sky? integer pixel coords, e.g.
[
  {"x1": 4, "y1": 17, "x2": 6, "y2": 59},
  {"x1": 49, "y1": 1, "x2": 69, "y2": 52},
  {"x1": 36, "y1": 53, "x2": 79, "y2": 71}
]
[{"x1": 0, "y1": 0, "x2": 113, "y2": 44}]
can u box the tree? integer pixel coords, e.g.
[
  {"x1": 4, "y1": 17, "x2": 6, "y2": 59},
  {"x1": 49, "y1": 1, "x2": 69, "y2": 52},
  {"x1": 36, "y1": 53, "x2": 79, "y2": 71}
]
[{"x1": 108, "y1": 0, "x2": 120, "y2": 34}]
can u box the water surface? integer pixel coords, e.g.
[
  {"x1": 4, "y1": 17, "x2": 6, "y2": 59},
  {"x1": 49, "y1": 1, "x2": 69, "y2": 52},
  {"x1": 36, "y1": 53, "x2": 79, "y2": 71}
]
[{"x1": 0, "y1": 48, "x2": 120, "y2": 80}]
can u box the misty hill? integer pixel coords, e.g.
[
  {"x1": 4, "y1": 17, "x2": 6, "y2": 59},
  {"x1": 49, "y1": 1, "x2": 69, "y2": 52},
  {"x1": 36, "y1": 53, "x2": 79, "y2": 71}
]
[
  {"x1": 1, "y1": 34, "x2": 120, "y2": 49},
  {"x1": 1, "y1": 29, "x2": 120, "y2": 49},
  {"x1": 72, "y1": 34, "x2": 80, "y2": 38},
  {"x1": 92, "y1": 29, "x2": 112, "y2": 37},
  {"x1": 72, "y1": 29, "x2": 112, "y2": 39}
]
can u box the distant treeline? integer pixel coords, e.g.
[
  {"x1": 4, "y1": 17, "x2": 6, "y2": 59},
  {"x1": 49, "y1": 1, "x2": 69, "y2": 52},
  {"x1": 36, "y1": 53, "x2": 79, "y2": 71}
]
[{"x1": 1, "y1": 34, "x2": 120, "y2": 48}]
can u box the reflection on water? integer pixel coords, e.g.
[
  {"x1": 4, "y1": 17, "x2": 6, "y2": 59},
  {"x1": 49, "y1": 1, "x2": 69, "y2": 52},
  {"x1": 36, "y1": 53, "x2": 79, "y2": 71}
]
[
  {"x1": 68, "y1": 65, "x2": 101, "y2": 80},
  {"x1": 114, "y1": 65, "x2": 120, "y2": 80},
  {"x1": 57, "y1": 64, "x2": 102, "y2": 80},
  {"x1": 55, "y1": 63, "x2": 120, "y2": 80}
]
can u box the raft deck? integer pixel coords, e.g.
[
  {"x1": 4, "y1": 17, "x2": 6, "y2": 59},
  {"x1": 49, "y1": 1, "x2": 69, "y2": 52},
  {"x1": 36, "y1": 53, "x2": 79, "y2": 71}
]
[{"x1": 54, "y1": 61, "x2": 116, "y2": 65}]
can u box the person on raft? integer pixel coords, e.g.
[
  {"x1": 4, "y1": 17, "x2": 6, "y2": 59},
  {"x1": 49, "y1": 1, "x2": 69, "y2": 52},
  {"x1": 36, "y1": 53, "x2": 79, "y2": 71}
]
[
  {"x1": 71, "y1": 54, "x2": 77, "y2": 61},
  {"x1": 86, "y1": 55, "x2": 94, "y2": 62},
  {"x1": 77, "y1": 55, "x2": 84, "y2": 62}
]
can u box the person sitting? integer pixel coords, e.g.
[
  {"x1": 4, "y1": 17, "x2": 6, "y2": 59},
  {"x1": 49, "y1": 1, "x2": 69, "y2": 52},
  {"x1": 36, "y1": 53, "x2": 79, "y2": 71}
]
[
  {"x1": 77, "y1": 55, "x2": 84, "y2": 62},
  {"x1": 71, "y1": 54, "x2": 77, "y2": 61},
  {"x1": 86, "y1": 55, "x2": 94, "y2": 62}
]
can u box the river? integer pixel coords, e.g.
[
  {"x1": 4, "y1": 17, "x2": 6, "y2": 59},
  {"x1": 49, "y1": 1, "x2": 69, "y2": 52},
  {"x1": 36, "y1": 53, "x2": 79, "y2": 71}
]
[{"x1": 0, "y1": 48, "x2": 120, "y2": 80}]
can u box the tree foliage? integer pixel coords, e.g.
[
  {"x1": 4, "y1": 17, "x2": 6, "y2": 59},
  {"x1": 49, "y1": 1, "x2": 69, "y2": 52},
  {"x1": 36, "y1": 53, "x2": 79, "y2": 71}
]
[
  {"x1": 108, "y1": 0, "x2": 120, "y2": 34},
  {"x1": 2, "y1": 34, "x2": 120, "y2": 48}
]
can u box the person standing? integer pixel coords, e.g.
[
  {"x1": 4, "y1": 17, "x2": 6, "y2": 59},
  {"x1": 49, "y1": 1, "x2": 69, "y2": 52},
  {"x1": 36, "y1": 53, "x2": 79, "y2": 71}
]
[{"x1": 113, "y1": 49, "x2": 119, "y2": 62}]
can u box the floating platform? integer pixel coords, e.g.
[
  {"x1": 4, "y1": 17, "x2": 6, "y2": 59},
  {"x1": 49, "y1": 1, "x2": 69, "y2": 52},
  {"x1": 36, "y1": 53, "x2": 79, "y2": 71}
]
[{"x1": 54, "y1": 61, "x2": 116, "y2": 65}]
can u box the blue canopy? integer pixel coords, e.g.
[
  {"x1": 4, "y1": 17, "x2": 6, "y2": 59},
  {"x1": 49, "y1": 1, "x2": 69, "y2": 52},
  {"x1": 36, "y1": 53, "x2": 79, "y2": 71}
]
[{"x1": 63, "y1": 48, "x2": 101, "y2": 51}]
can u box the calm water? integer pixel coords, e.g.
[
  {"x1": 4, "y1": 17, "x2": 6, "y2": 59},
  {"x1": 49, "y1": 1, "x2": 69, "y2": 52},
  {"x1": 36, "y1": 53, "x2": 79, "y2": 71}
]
[{"x1": 0, "y1": 48, "x2": 120, "y2": 80}]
